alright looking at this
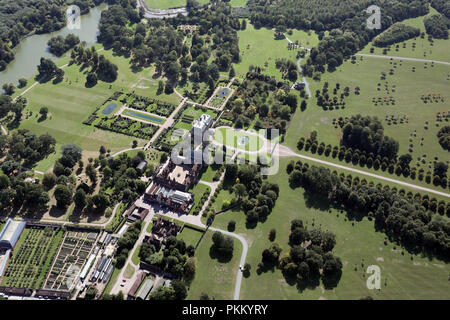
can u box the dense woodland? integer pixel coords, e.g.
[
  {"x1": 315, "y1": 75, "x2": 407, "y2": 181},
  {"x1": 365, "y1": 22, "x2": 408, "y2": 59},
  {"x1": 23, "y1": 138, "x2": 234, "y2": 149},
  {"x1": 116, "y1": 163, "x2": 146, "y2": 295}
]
[{"x1": 244, "y1": 0, "x2": 429, "y2": 73}]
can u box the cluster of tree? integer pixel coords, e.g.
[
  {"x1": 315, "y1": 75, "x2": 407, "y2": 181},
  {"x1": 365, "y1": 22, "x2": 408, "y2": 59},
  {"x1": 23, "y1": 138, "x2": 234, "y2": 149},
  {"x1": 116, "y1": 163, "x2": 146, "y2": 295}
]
[
  {"x1": 211, "y1": 231, "x2": 234, "y2": 261},
  {"x1": 150, "y1": 279, "x2": 188, "y2": 300},
  {"x1": 37, "y1": 57, "x2": 64, "y2": 82},
  {"x1": 288, "y1": 162, "x2": 450, "y2": 260},
  {"x1": 71, "y1": 45, "x2": 118, "y2": 83},
  {"x1": 424, "y1": 13, "x2": 450, "y2": 39},
  {"x1": 139, "y1": 234, "x2": 195, "y2": 289},
  {"x1": 47, "y1": 34, "x2": 80, "y2": 56},
  {"x1": 226, "y1": 68, "x2": 297, "y2": 132},
  {"x1": 98, "y1": 151, "x2": 147, "y2": 204},
  {"x1": 341, "y1": 114, "x2": 399, "y2": 158},
  {"x1": 274, "y1": 58, "x2": 298, "y2": 81},
  {"x1": 431, "y1": 0, "x2": 450, "y2": 19},
  {"x1": 0, "y1": 128, "x2": 56, "y2": 170},
  {"x1": 277, "y1": 220, "x2": 342, "y2": 288},
  {"x1": 0, "y1": 0, "x2": 66, "y2": 70},
  {"x1": 437, "y1": 125, "x2": 450, "y2": 151},
  {"x1": 373, "y1": 23, "x2": 421, "y2": 47},
  {"x1": 297, "y1": 134, "x2": 449, "y2": 189},
  {"x1": 0, "y1": 172, "x2": 50, "y2": 212},
  {"x1": 225, "y1": 163, "x2": 280, "y2": 226},
  {"x1": 0, "y1": 95, "x2": 26, "y2": 124},
  {"x1": 115, "y1": 220, "x2": 142, "y2": 268},
  {"x1": 245, "y1": 0, "x2": 429, "y2": 73},
  {"x1": 173, "y1": 2, "x2": 241, "y2": 73},
  {"x1": 314, "y1": 81, "x2": 351, "y2": 108}
]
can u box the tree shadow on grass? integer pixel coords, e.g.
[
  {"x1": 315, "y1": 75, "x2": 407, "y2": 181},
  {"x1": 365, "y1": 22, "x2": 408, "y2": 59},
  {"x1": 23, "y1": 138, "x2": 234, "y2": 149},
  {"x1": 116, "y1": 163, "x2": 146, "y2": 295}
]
[
  {"x1": 209, "y1": 245, "x2": 233, "y2": 263},
  {"x1": 47, "y1": 205, "x2": 68, "y2": 219},
  {"x1": 303, "y1": 191, "x2": 330, "y2": 212}
]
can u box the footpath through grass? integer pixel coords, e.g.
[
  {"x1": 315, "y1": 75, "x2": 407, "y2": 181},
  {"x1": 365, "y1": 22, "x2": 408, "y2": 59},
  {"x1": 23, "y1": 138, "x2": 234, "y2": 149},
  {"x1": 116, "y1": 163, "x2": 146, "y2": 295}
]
[{"x1": 186, "y1": 230, "x2": 242, "y2": 300}]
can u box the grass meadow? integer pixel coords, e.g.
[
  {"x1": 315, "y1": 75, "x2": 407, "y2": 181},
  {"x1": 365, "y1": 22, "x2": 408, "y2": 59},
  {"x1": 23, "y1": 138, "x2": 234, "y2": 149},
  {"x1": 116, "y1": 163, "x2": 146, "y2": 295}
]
[
  {"x1": 12, "y1": 47, "x2": 180, "y2": 172},
  {"x1": 186, "y1": 230, "x2": 242, "y2": 300},
  {"x1": 209, "y1": 157, "x2": 450, "y2": 300}
]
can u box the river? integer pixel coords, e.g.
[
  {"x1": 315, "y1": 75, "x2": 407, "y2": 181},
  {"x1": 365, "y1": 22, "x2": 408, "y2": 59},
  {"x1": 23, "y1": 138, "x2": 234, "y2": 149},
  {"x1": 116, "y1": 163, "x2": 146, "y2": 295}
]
[{"x1": 0, "y1": 4, "x2": 107, "y2": 87}]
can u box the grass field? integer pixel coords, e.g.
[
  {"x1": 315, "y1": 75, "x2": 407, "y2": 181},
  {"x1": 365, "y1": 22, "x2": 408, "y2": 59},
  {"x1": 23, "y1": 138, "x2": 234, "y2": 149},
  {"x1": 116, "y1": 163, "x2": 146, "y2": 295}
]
[
  {"x1": 229, "y1": 0, "x2": 247, "y2": 6},
  {"x1": 198, "y1": 163, "x2": 222, "y2": 183},
  {"x1": 11, "y1": 46, "x2": 180, "y2": 172},
  {"x1": 209, "y1": 157, "x2": 450, "y2": 300},
  {"x1": 189, "y1": 182, "x2": 211, "y2": 213},
  {"x1": 283, "y1": 54, "x2": 450, "y2": 189},
  {"x1": 235, "y1": 23, "x2": 304, "y2": 78},
  {"x1": 186, "y1": 230, "x2": 242, "y2": 300},
  {"x1": 144, "y1": 0, "x2": 209, "y2": 9},
  {"x1": 213, "y1": 127, "x2": 264, "y2": 152},
  {"x1": 360, "y1": 7, "x2": 450, "y2": 62}
]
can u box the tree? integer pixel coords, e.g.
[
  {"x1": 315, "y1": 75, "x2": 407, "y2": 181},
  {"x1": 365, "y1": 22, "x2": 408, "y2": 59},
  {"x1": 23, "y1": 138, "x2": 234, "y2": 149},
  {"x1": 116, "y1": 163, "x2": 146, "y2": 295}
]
[
  {"x1": 86, "y1": 72, "x2": 98, "y2": 86},
  {"x1": 183, "y1": 257, "x2": 196, "y2": 282},
  {"x1": 227, "y1": 220, "x2": 236, "y2": 232},
  {"x1": 73, "y1": 188, "x2": 87, "y2": 210},
  {"x1": 171, "y1": 279, "x2": 187, "y2": 300},
  {"x1": 42, "y1": 172, "x2": 57, "y2": 190},
  {"x1": 18, "y1": 78, "x2": 27, "y2": 88},
  {"x1": 54, "y1": 184, "x2": 72, "y2": 209},
  {"x1": 269, "y1": 228, "x2": 276, "y2": 241},
  {"x1": 2, "y1": 83, "x2": 15, "y2": 95},
  {"x1": 39, "y1": 107, "x2": 49, "y2": 119},
  {"x1": 233, "y1": 183, "x2": 247, "y2": 199}
]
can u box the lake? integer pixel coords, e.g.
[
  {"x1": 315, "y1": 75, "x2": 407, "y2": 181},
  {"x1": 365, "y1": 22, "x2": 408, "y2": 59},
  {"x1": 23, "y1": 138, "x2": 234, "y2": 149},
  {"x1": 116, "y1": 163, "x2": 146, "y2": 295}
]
[{"x1": 0, "y1": 4, "x2": 107, "y2": 87}]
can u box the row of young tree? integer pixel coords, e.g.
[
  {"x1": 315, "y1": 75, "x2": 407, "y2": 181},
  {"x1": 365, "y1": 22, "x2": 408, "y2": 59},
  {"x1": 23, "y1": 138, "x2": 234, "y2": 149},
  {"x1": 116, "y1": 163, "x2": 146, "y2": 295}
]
[
  {"x1": 245, "y1": 0, "x2": 429, "y2": 74},
  {"x1": 288, "y1": 161, "x2": 450, "y2": 261}
]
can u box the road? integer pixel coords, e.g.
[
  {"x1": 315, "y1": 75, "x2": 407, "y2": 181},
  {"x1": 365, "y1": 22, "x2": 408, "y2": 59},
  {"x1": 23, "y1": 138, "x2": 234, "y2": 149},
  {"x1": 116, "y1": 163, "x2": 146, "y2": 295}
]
[
  {"x1": 208, "y1": 226, "x2": 248, "y2": 300},
  {"x1": 278, "y1": 144, "x2": 450, "y2": 198},
  {"x1": 355, "y1": 53, "x2": 450, "y2": 65},
  {"x1": 284, "y1": 35, "x2": 311, "y2": 97}
]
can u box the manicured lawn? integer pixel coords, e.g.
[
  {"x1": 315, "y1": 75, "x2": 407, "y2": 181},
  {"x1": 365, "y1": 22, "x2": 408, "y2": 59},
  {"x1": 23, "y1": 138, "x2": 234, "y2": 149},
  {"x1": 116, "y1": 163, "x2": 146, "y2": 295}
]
[
  {"x1": 124, "y1": 264, "x2": 135, "y2": 279},
  {"x1": 198, "y1": 163, "x2": 222, "y2": 183},
  {"x1": 145, "y1": 0, "x2": 185, "y2": 9},
  {"x1": 186, "y1": 230, "x2": 242, "y2": 300},
  {"x1": 283, "y1": 54, "x2": 450, "y2": 190},
  {"x1": 177, "y1": 226, "x2": 204, "y2": 248},
  {"x1": 229, "y1": 0, "x2": 247, "y2": 6},
  {"x1": 189, "y1": 182, "x2": 211, "y2": 212},
  {"x1": 209, "y1": 157, "x2": 450, "y2": 300},
  {"x1": 213, "y1": 127, "x2": 264, "y2": 152},
  {"x1": 11, "y1": 46, "x2": 180, "y2": 172}
]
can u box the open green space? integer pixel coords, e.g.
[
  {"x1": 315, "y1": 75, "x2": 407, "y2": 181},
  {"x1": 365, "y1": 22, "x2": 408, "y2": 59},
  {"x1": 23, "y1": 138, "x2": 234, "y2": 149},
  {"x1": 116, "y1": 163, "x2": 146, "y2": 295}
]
[
  {"x1": 11, "y1": 46, "x2": 180, "y2": 172},
  {"x1": 132, "y1": 245, "x2": 141, "y2": 265},
  {"x1": 209, "y1": 157, "x2": 450, "y2": 300},
  {"x1": 186, "y1": 230, "x2": 242, "y2": 300},
  {"x1": 229, "y1": 0, "x2": 247, "y2": 7},
  {"x1": 234, "y1": 23, "x2": 317, "y2": 78},
  {"x1": 177, "y1": 227, "x2": 204, "y2": 248},
  {"x1": 360, "y1": 7, "x2": 450, "y2": 62},
  {"x1": 213, "y1": 127, "x2": 264, "y2": 152},
  {"x1": 283, "y1": 55, "x2": 450, "y2": 189},
  {"x1": 124, "y1": 263, "x2": 135, "y2": 279}
]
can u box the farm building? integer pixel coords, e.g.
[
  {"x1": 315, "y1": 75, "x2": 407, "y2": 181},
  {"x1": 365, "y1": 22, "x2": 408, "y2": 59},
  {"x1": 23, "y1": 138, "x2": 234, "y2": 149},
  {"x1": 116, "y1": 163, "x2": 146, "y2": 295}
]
[{"x1": 0, "y1": 219, "x2": 26, "y2": 250}]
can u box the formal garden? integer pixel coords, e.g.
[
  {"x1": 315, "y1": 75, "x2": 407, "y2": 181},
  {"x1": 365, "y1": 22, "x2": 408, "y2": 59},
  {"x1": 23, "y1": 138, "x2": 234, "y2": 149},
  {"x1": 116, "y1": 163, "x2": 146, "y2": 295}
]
[{"x1": 1, "y1": 226, "x2": 64, "y2": 289}]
